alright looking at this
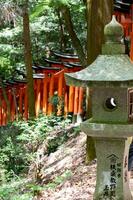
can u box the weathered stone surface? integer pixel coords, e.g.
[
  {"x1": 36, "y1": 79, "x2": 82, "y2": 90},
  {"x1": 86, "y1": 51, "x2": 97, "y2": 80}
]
[
  {"x1": 104, "y1": 15, "x2": 124, "y2": 44},
  {"x1": 94, "y1": 138, "x2": 132, "y2": 200},
  {"x1": 65, "y1": 55, "x2": 133, "y2": 88},
  {"x1": 102, "y1": 43, "x2": 125, "y2": 55},
  {"x1": 81, "y1": 120, "x2": 133, "y2": 138},
  {"x1": 92, "y1": 88, "x2": 128, "y2": 123}
]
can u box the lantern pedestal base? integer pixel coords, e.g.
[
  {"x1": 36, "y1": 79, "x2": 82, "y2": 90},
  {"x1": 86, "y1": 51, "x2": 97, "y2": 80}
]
[{"x1": 93, "y1": 137, "x2": 132, "y2": 200}]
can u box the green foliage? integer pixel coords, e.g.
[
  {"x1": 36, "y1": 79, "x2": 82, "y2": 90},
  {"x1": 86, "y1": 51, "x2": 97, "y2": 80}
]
[
  {"x1": 0, "y1": 6, "x2": 61, "y2": 77},
  {"x1": 72, "y1": 125, "x2": 81, "y2": 137},
  {"x1": 0, "y1": 0, "x2": 86, "y2": 80},
  {"x1": 41, "y1": 169, "x2": 72, "y2": 190},
  {"x1": 30, "y1": 0, "x2": 50, "y2": 20},
  {"x1": 47, "y1": 130, "x2": 68, "y2": 155},
  {"x1": 0, "y1": 179, "x2": 33, "y2": 200},
  {"x1": 0, "y1": 115, "x2": 73, "y2": 199},
  {"x1": 49, "y1": 0, "x2": 69, "y2": 8},
  {"x1": 0, "y1": 56, "x2": 13, "y2": 79},
  {"x1": 0, "y1": 115, "x2": 71, "y2": 182},
  {"x1": 0, "y1": 26, "x2": 24, "y2": 79}
]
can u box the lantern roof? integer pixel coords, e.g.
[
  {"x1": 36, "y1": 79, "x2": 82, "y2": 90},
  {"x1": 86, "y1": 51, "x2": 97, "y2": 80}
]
[{"x1": 65, "y1": 16, "x2": 133, "y2": 88}]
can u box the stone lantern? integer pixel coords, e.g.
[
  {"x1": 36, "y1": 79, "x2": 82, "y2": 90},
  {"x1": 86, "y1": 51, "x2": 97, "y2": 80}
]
[{"x1": 65, "y1": 16, "x2": 133, "y2": 200}]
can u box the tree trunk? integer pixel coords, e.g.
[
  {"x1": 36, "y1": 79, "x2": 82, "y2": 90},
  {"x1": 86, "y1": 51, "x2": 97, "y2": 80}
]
[
  {"x1": 56, "y1": 10, "x2": 67, "y2": 52},
  {"x1": 22, "y1": 0, "x2": 35, "y2": 118},
  {"x1": 87, "y1": 0, "x2": 113, "y2": 64},
  {"x1": 61, "y1": 6, "x2": 87, "y2": 67},
  {"x1": 85, "y1": 0, "x2": 113, "y2": 163},
  {"x1": 103, "y1": 0, "x2": 114, "y2": 24}
]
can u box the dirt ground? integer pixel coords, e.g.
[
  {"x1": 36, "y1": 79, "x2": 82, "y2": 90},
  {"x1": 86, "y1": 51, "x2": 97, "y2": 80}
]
[{"x1": 34, "y1": 132, "x2": 96, "y2": 200}]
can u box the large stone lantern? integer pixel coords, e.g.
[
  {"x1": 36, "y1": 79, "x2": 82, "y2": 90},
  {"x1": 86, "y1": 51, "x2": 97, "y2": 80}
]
[{"x1": 65, "y1": 16, "x2": 133, "y2": 200}]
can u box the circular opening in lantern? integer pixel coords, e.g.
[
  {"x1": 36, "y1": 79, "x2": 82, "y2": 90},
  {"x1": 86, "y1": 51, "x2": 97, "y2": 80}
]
[{"x1": 105, "y1": 97, "x2": 117, "y2": 110}]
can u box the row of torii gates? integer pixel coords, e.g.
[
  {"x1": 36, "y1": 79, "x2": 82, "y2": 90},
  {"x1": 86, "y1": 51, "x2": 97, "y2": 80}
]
[
  {"x1": 1, "y1": 2, "x2": 133, "y2": 126},
  {"x1": 0, "y1": 53, "x2": 84, "y2": 125}
]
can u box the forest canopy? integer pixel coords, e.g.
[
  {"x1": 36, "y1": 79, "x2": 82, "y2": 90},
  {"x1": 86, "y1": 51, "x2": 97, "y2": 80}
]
[{"x1": 0, "y1": 0, "x2": 86, "y2": 80}]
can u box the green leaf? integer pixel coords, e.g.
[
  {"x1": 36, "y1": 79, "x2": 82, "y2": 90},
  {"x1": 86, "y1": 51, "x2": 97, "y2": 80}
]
[{"x1": 30, "y1": 0, "x2": 50, "y2": 21}]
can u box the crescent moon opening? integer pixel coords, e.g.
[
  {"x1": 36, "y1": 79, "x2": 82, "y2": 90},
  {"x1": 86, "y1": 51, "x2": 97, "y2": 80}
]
[{"x1": 110, "y1": 98, "x2": 116, "y2": 107}]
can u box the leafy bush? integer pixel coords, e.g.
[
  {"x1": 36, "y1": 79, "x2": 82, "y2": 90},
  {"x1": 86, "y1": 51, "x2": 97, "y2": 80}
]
[
  {"x1": 0, "y1": 169, "x2": 72, "y2": 200},
  {"x1": 0, "y1": 178, "x2": 34, "y2": 200},
  {"x1": 0, "y1": 56, "x2": 13, "y2": 79},
  {"x1": 0, "y1": 115, "x2": 72, "y2": 199},
  {"x1": 0, "y1": 115, "x2": 71, "y2": 183}
]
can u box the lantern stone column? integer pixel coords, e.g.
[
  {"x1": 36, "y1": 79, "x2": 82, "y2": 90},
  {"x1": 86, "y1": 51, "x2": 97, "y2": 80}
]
[{"x1": 81, "y1": 121, "x2": 133, "y2": 199}]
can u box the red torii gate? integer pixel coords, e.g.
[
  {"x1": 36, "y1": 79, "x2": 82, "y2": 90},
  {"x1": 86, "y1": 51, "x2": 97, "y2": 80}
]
[{"x1": 0, "y1": 58, "x2": 84, "y2": 125}]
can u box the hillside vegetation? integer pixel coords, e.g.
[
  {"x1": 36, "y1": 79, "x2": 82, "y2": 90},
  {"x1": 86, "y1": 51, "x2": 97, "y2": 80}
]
[{"x1": 0, "y1": 115, "x2": 96, "y2": 200}]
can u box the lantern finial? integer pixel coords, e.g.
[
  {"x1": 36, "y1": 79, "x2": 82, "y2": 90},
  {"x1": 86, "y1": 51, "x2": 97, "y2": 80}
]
[{"x1": 104, "y1": 15, "x2": 124, "y2": 44}]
